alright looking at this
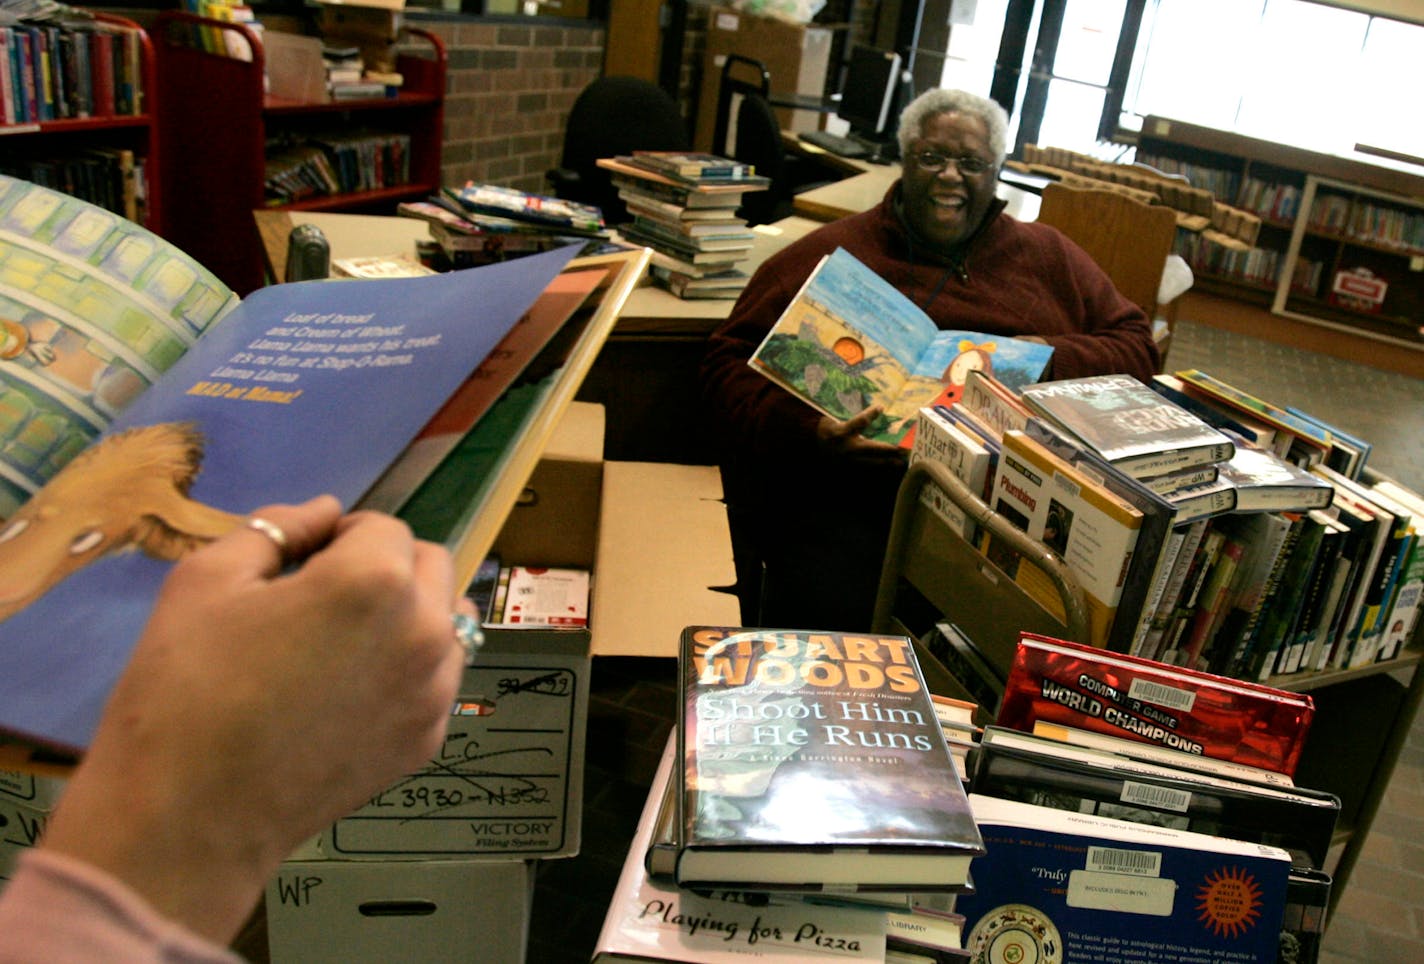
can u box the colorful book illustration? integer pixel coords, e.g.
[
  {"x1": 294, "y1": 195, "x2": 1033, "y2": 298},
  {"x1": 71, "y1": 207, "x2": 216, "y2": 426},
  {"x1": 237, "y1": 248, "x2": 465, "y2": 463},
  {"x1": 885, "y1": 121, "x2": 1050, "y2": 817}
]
[
  {"x1": 0, "y1": 176, "x2": 587, "y2": 754},
  {"x1": 748, "y1": 247, "x2": 1054, "y2": 446},
  {"x1": 675, "y1": 626, "x2": 984, "y2": 893}
]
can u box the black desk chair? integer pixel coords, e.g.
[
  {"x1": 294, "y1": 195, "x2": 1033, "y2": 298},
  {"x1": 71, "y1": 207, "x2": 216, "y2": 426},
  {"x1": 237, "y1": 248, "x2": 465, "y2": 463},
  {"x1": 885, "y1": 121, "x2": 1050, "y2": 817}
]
[{"x1": 546, "y1": 75, "x2": 690, "y2": 227}]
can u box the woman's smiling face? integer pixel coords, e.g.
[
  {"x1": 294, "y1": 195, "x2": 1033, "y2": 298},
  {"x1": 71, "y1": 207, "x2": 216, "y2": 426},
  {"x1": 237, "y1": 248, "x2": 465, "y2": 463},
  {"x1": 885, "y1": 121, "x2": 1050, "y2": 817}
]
[{"x1": 899, "y1": 110, "x2": 999, "y2": 252}]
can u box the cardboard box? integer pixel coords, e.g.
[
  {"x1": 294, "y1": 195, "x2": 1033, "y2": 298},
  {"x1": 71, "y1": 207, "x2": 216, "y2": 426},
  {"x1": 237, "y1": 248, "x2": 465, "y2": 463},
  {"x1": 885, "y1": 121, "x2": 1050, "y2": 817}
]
[
  {"x1": 326, "y1": 626, "x2": 591, "y2": 860},
  {"x1": 0, "y1": 797, "x2": 48, "y2": 882},
  {"x1": 266, "y1": 858, "x2": 533, "y2": 964},
  {"x1": 321, "y1": 403, "x2": 737, "y2": 859},
  {"x1": 0, "y1": 766, "x2": 67, "y2": 811}
]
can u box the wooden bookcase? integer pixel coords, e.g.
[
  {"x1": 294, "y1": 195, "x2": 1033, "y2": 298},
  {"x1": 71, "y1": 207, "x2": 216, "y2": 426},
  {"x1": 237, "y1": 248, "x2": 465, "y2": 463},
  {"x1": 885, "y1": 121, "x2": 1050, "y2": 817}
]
[
  {"x1": 151, "y1": 11, "x2": 445, "y2": 296},
  {"x1": 1135, "y1": 116, "x2": 1424, "y2": 350},
  {"x1": 0, "y1": 12, "x2": 161, "y2": 232}
]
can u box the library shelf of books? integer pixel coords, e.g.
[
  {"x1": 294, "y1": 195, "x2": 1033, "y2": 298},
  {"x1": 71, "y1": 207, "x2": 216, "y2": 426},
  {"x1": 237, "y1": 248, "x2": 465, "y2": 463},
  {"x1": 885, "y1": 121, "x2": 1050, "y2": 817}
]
[
  {"x1": 151, "y1": 10, "x2": 446, "y2": 296},
  {"x1": 0, "y1": 8, "x2": 160, "y2": 232},
  {"x1": 873, "y1": 434, "x2": 1424, "y2": 921},
  {"x1": 1135, "y1": 115, "x2": 1424, "y2": 350}
]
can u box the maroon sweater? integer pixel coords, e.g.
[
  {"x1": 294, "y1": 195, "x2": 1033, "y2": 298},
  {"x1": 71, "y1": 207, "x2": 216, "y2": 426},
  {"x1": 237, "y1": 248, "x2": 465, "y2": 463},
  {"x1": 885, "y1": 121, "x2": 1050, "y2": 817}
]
[{"x1": 700, "y1": 184, "x2": 1160, "y2": 463}]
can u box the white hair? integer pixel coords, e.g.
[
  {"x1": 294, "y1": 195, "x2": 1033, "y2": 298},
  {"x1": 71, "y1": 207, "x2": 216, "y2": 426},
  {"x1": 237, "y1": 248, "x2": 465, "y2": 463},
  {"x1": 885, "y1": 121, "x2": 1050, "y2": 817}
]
[{"x1": 897, "y1": 89, "x2": 1009, "y2": 165}]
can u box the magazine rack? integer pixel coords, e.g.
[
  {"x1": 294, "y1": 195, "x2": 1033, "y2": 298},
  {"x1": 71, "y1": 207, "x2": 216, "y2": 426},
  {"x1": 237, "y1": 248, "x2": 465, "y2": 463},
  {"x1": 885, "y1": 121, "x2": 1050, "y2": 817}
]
[{"x1": 871, "y1": 459, "x2": 1091, "y2": 699}]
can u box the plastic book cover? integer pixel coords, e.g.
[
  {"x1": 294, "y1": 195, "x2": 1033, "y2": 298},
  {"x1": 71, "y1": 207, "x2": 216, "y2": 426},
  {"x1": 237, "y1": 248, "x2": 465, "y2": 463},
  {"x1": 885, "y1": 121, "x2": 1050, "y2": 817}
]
[
  {"x1": 959, "y1": 794, "x2": 1291, "y2": 964},
  {"x1": 594, "y1": 730, "x2": 890, "y2": 963},
  {"x1": 676, "y1": 626, "x2": 984, "y2": 892},
  {"x1": 0, "y1": 220, "x2": 582, "y2": 753},
  {"x1": 973, "y1": 725, "x2": 1339, "y2": 871},
  {"x1": 1021, "y1": 374, "x2": 1235, "y2": 477},
  {"x1": 996, "y1": 633, "x2": 1315, "y2": 777}
]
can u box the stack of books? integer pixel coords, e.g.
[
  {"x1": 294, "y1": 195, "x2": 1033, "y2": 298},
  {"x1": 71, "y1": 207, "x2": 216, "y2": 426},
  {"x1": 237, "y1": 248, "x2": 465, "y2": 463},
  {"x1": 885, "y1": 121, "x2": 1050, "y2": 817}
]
[
  {"x1": 594, "y1": 626, "x2": 985, "y2": 962},
  {"x1": 906, "y1": 366, "x2": 1422, "y2": 685},
  {"x1": 319, "y1": 42, "x2": 398, "y2": 100},
  {"x1": 397, "y1": 183, "x2": 608, "y2": 268},
  {"x1": 956, "y1": 631, "x2": 1336, "y2": 964},
  {"x1": 596, "y1": 152, "x2": 770, "y2": 300}
]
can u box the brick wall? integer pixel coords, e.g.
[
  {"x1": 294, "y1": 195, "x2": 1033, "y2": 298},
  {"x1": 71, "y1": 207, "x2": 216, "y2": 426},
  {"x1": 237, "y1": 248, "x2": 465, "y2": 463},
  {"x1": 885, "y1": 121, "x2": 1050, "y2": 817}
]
[{"x1": 410, "y1": 17, "x2": 605, "y2": 195}]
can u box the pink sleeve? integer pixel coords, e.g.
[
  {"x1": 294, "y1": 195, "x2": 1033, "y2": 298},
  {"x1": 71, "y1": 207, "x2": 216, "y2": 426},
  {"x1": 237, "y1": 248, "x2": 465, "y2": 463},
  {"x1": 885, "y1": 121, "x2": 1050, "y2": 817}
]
[{"x1": 0, "y1": 849, "x2": 242, "y2": 963}]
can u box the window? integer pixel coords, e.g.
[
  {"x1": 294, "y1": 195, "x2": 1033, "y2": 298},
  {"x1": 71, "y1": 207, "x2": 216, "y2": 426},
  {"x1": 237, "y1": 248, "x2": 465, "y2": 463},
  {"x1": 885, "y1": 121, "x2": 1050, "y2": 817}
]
[{"x1": 1121, "y1": 0, "x2": 1424, "y2": 158}]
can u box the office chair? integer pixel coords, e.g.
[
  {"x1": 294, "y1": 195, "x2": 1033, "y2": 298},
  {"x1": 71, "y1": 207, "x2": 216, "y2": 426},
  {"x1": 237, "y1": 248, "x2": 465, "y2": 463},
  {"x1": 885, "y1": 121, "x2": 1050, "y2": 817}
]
[
  {"x1": 546, "y1": 75, "x2": 690, "y2": 227},
  {"x1": 1036, "y1": 182, "x2": 1184, "y2": 367}
]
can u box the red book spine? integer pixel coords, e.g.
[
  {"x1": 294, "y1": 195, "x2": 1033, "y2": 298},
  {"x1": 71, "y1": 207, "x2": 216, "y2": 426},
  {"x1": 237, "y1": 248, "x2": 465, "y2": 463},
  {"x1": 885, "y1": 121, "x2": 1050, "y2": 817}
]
[{"x1": 88, "y1": 30, "x2": 114, "y2": 118}]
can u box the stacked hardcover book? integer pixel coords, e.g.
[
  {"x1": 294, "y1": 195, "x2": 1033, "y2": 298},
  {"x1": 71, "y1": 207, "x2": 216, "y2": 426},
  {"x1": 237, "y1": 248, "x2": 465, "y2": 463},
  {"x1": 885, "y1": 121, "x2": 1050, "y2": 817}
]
[
  {"x1": 594, "y1": 626, "x2": 985, "y2": 962},
  {"x1": 596, "y1": 153, "x2": 770, "y2": 300},
  {"x1": 968, "y1": 370, "x2": 1422, "y2": 682},
  {"x1": 397, "y1": 183, "x2": 608, "y2": 268},
  {"x1": 957, "y1": 631, "x2": 1338, "y2": 964}
]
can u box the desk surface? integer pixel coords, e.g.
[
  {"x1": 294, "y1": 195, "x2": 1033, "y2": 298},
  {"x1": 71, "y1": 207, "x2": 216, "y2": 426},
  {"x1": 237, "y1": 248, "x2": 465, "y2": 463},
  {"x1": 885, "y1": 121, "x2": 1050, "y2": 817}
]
[{"x1": 253, "y1": 209, "x2": 827, "y2": 338}]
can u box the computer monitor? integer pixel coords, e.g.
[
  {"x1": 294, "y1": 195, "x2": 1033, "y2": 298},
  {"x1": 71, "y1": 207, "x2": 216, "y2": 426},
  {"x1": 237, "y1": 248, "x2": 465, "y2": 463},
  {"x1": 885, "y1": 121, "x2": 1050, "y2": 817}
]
[{"x1": 836, "y1": 45, "x2": 903, "y2": 143}]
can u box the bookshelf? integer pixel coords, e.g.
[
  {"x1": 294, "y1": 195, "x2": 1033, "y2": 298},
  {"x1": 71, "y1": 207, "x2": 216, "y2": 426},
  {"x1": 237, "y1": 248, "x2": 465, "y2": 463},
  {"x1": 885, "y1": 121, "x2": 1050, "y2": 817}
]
[
  {"x1": 1135, "y1": 116, "x2": 1424, "y2": 350},
  {"x1": 0, "y1": 12, "x2": 161, "y2": 232},
  {"x1": 151, "y1": 11, "x2": 445, "y2": 296}
]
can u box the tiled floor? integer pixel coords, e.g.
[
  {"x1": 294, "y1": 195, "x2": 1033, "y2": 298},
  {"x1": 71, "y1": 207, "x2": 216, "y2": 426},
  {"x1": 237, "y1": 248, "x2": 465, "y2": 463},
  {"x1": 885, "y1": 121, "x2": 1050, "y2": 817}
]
[{"x1": 530, "y1": 312, "x2": 1424, "y2": 964}]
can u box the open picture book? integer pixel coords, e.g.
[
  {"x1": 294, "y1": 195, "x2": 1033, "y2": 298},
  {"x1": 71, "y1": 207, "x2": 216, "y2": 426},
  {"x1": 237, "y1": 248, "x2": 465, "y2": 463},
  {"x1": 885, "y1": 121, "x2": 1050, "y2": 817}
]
[
  {"x1": 0, "y1": 175, "x2": 646, "y2": 760},
  {"x1": 748, "y1": 247, "x2": 1055, "y2": 446}
]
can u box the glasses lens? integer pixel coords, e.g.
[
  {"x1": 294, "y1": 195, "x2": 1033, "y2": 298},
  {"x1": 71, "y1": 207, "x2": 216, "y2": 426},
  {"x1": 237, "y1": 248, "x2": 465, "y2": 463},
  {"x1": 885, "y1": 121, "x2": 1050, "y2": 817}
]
[
  {"x1": 957, "y1": 157, "x2": 989, "y2": 175},
  {"x1": 915, "y1": 152, "x2": 948, "y2": 172}
]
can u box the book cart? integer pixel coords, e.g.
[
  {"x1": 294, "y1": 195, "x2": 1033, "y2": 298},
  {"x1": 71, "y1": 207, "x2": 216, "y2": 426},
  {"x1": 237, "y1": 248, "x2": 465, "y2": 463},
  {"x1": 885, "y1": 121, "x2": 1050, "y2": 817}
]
[
  {"x1": 871, "y1": 456, "x2": 1424, "y2": 922},
  {"x1": 151, "y1": 10, "x2": 446, "y2": 296}
]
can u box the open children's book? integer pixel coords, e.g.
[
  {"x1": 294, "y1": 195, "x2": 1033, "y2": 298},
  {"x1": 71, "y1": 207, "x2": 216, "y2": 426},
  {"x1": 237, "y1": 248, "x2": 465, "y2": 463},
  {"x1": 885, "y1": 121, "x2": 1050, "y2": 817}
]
[
  {"x1": 748, "y1": 247, "x2": 1055, "y2": 446},
  {"x1": 0, "y1": 175, "x2": 646, "y2": 759}
]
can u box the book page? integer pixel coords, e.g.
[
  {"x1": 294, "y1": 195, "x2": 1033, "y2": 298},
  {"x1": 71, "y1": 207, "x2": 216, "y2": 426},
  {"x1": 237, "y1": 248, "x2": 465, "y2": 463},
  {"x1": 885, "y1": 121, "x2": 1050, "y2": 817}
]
[{"x1": 0, "y1": 242, "x2": 583, "y2": 753}]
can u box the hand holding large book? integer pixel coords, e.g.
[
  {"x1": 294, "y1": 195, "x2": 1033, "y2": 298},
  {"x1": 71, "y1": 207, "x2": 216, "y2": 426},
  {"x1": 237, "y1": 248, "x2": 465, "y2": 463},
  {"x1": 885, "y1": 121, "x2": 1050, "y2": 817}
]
[
  {"x1": 0, "y1": 176, "x2": 638, "y2": 756},
  {"x1": 748, "y1": 248, "x2": 1054, "y2": 446}
]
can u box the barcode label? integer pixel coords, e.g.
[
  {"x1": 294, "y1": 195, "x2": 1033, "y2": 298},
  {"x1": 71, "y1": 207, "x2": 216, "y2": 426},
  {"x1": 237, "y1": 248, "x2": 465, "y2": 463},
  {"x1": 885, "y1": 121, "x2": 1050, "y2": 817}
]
[
  {"x1": 1128, "y1": 678, "x2": 1196, "y2": 711},
  {"x1": 1121, "y1": 780, "x2": 1192, "y2": 813},
  {"x1": 1086, "y1": 845, "x2": 1162, "y2": 877}
]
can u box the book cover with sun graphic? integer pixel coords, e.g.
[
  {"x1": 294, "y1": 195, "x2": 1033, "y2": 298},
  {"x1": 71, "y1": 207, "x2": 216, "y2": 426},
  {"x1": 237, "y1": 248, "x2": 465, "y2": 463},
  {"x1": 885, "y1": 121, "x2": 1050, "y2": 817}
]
[
  {"x1": 958, "y1": 794, "x2": 1291, "y2": 963},
  {"x1": 747, "y1": 247, "x2": 1054, "y2": 446}
]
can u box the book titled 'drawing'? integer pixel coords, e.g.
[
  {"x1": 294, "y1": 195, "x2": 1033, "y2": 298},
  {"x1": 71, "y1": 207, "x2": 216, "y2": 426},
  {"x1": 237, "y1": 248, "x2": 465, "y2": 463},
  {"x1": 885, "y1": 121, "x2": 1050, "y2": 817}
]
[
  {"x1": 677, "y1": 627, "x2": 984, "y2": 892},
  {"x1": 997, "y1": 633, "x2": 1315, "y2": 777},
  {"x1": 1020, "y1": 374, "x2": 1235, "y2": 479},
  {"x1": 957, "y1": 794, "x2": 1290, "y2": 964}
]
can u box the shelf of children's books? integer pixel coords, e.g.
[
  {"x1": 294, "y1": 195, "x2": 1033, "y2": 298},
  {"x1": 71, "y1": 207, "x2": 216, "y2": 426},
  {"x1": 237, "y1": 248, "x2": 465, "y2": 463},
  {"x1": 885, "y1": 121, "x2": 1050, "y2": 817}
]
[
  {"x1": 1301, "y1": 227, "x2": 1424, "y2": 259},
  {"x1": 1264, "y1": 647, "x2": 1422, "y2": 695},
  {"x1": 1191, "y1": 273, "x2": 1279, "y2": 298},
  {"x1": 275, "y1": 183, "x2": 434, "y2": 213},
  {"x1": 0, "y1": 115, "x2": 155, "y2": 136}
]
